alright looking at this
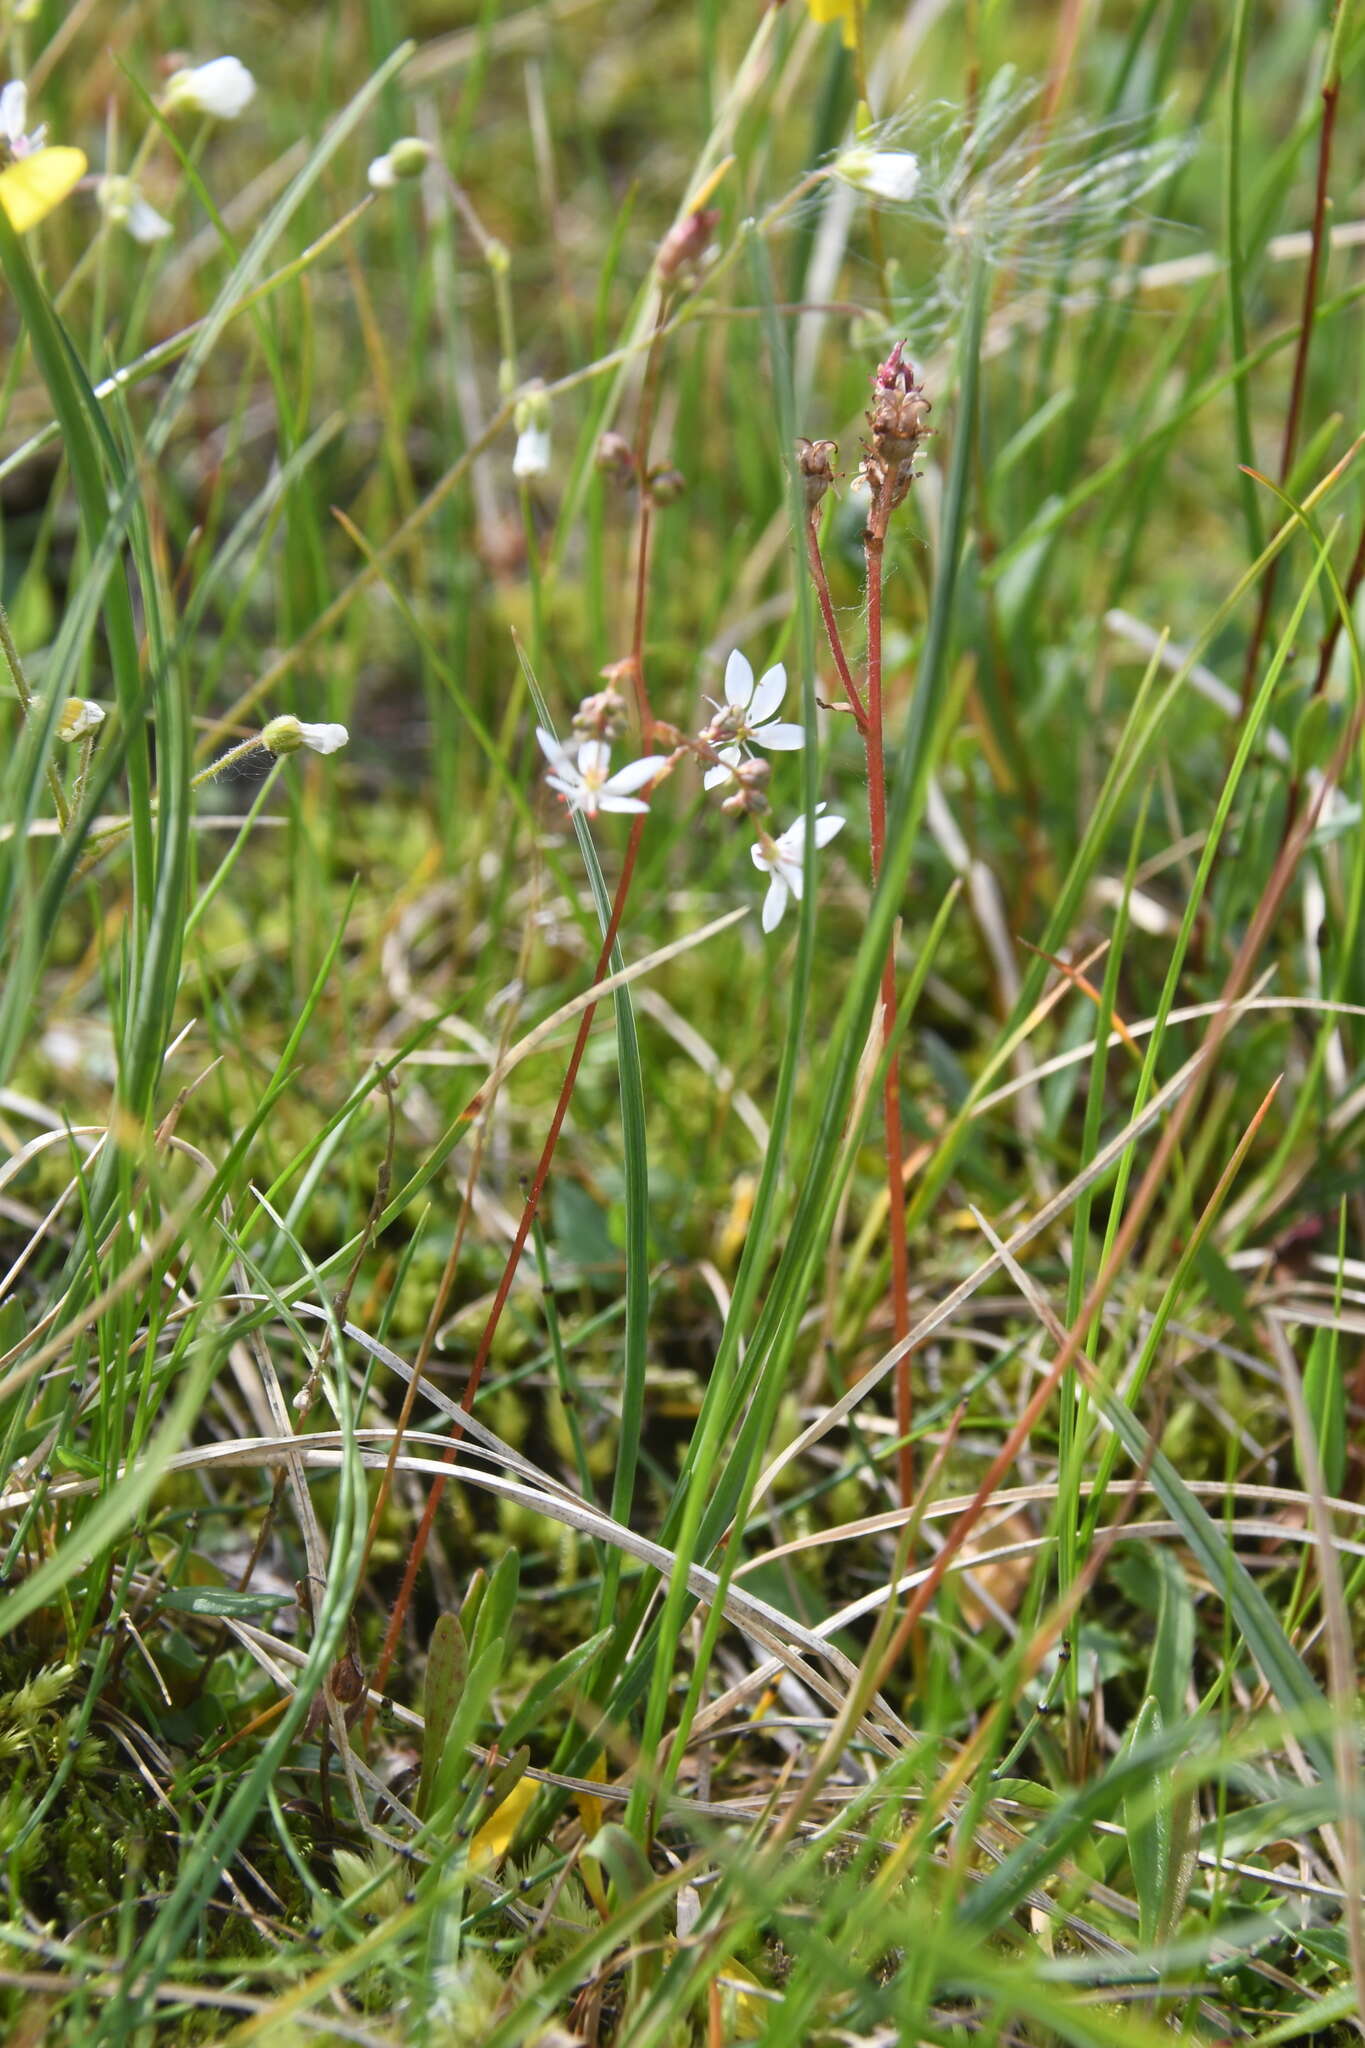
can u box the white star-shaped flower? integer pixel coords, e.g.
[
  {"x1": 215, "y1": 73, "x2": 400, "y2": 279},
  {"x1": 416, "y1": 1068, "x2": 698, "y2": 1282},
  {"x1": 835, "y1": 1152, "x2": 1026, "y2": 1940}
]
[
  {"x1": 702, "y1": 649, "x2": 805, "y2": 790},
  {"x1": 751, "y1": 805, "x2": 845, "y2": 932},
  {"x1": 537, "y1": 729, "x2": 669, "y2": 818}
]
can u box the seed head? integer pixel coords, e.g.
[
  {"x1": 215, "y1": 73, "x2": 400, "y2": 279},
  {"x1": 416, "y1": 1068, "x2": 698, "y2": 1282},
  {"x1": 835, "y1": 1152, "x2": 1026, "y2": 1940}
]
[{"x1": 867, "y1": 346, "x2": 931, "y2": 477}]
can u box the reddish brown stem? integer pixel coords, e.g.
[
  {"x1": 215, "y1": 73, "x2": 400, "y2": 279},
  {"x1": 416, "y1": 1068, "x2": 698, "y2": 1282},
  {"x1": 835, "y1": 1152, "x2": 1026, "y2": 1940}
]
[
  {"x1": 887, "y1": 665, "x2": 1365, "y2": 1654},
  {"x1": 1274, "y1": 513, "x2": 1365, "y2": 857},
  {"x1": 627, "y1": 297, "x2": 672, "y2": 739},
  {"x1": 371, "y1": 815, "x2": 648, "y2": 1701},
  {"x1": 805, "y1": 514, "x2": 869, "y2": 734},
  {"x1": 1238, "y1": 70, "x2": 1339, "y2": 713},
  {"x1": 630, "y1": 492, "x2": 655, "y2": 732},
  {"x1": 863, "y1": 473, "x2": 914, "y2": 1508}
]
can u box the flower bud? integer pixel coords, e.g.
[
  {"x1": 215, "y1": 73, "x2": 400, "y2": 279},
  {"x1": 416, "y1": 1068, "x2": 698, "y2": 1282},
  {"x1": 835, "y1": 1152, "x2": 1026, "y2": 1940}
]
[
  {"x1": 720, "y1": 757, "x2": 771, "y2": 818},
  {"x1": 368, "y1": 137, "x2": 432, "y2": 189},
  {"x1": 657, "y1": 206, "x2": 718, "y2": 281},
  {"x1": 512, "y1": 383, "x2": 552, "y2": 480},
  {"x1": 572, "y1": 688, "x2": 629, "y2": 742},
  {"x1": 163, "y1": 56, "x2": 256, "y2": 121},
  {"x1": 595, "y1": 431, "x2": 635, "y2": 479},
  {"x1": 390, "y1": 136, "x2": 432, "y2": 180},
  {"x1": 833, "y1": 146, "x2": 920, "y2": 202},
  {"x1": 699, "y1": 704, "x2": 745, "y2": 749},
  {"x1": 796, "y1": 437, "x2": 839, "y2": 509},
  {"x1": 262, "y1": 716, "x2": 349, "y2": 756},
  {"x1": 647, "y1": 465, "x2": 686, "y2": 504},
  {"x1": 56, "y1": 697, "x2": 105, "y2": 740}
]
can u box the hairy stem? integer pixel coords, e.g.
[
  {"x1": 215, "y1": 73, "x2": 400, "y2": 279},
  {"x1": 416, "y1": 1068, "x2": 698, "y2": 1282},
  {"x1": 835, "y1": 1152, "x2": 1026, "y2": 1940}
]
[
  {"x1": 627, "y1": 296, "x2": 672, "y2": 738},
  {"x1": 863, "y1": 470, "x2": 914, "y2": 1507},
  {"x1": 805, "y1": 513, "x2": 869, "y2": 733}
]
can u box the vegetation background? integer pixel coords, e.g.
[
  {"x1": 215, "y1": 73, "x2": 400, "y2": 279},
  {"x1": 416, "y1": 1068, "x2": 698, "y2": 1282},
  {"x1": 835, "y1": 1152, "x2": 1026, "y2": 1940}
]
[{"x1": 0, "y1": 0, "x2": 1363, "y2": 2041}]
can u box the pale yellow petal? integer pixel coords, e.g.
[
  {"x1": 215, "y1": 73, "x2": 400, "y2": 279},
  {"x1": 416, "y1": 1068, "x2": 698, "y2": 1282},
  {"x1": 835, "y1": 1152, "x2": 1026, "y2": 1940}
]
[
  {"x1": 0, "y1": 146, "x2": 87, "y2": 234},
  {"x1": 468, "y1": 1774, "x2": 537, "y2": 1872}
]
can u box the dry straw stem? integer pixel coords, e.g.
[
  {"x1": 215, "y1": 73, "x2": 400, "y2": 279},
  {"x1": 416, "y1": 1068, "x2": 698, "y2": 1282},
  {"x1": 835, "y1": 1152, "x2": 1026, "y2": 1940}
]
[
  {"x1": 976, "y1": 1209, "x2": 1360, "y2": 1990},
  {"x1": 872, "y1": 1072, "x2": 1283, "y2": 1671},
  {"x1": 9, "y1": 1420, "x2": 913, "y2": 1762}
]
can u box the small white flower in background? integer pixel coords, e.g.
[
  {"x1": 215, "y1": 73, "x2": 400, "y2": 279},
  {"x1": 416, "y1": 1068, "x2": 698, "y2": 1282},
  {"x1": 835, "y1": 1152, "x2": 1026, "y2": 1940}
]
[
  {"x1": 368, "y1": 137, "x2": 432, "y2": 190},
  {"x1": 751, "y1": 805, "x2": 845, "y2": 932},
  {"x1": 702, "y1": 649, "x2": 805, "y2": 790},
  {"x1": 513, "y1": 383, "x2": 552, "y2": 480},
  {"x1": 163, "y1": 57, "x2": 257, "y2": 121},
  {"x1": 97, "y1": 175, "x2": 172, "y2": 243},
  {"x1": 536, "y1": 728, "x2": 669, "y2": 818},
  {"x1": 513, "y1": 422, "x2": 551, "y2": 479},
  {"x1": 0, "y1": 79, "x2": 44, "y2": 160},
  {"x1": 261, "y1": 715, "x2": 349, "y2": 756},
  {"x1": 833, "y1": 145, "x2": 921, "y2": 202},
  {"x1": 55, "y1": 698, "x2": 106, "y2": 741}
]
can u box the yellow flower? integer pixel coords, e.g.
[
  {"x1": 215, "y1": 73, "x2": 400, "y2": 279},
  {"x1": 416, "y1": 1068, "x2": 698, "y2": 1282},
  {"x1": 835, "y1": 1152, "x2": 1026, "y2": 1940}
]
[
  {"x1": 0, "y1": 148, "x2": 86, "y2": 231},
  {"x1": 0, "y1": 79, "x2": 85, "y2": 233},
  {"x1": 807, "y1": 0, "x2": 860, "y2": 49}
]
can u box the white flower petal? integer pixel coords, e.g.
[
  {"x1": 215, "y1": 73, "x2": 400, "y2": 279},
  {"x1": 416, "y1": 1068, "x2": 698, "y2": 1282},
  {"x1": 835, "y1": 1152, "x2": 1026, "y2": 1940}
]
[
  {"x1": 835, "y1": 146, "x2": 921, "y2": 203},
  {"x1": 536, "y1": 726, "x2": 571, "y2": 767},
  {"x1": 812, "y1": 812, "x2": 846, "y2": 848},
  {"x1": 298, "y1": 721, "x2": 348, "y2": 755},
  {"x1": 703, "y1": 745, "x2": 741, "y2": 790},
  {"x1": 755, "y1": 722, "x2": 804, "y2": 751},
  {"x1": 576, "y1": 739, "x2": 611, "y2": 780},
  {"x1": 0, "y1": 81, "x2": 27, "y2": 149},
  {"x1": 513, "y1": 423, "x2": 551, "y2": 479},
  {"x1": 748, "y1": 663, "x2": 787, "y2": 723},
  {"x1": 603, "y1": 752, "x2": 669, "y2": 796},
  {"x1": 597, "y1": 793, "x2": 651, "y2": 813},
  {"x1": 723, "y1": 648, "x2": 753, "y2": 709},
  {"x1": 127, "y1": 194, "x2": 173, "y2": 243},
  {"x1": 761, "y1": 876, "x2": 788, "y2": 931},
  {"x1": 367, "y1": 154, "x2": 398, "y2": 190}
]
